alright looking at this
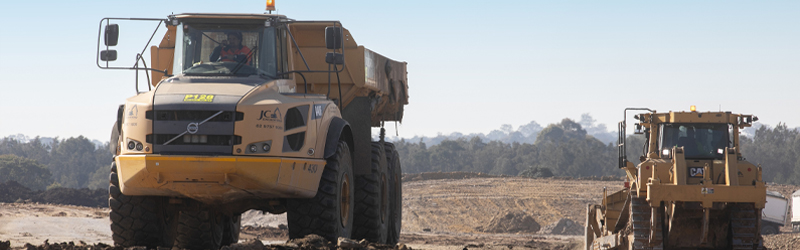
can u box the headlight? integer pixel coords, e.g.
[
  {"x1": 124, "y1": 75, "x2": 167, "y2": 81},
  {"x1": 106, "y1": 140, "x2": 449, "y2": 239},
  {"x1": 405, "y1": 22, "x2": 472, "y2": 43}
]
[{"x1": 662, "y1": 149, "x2": 671, "y2": 158}]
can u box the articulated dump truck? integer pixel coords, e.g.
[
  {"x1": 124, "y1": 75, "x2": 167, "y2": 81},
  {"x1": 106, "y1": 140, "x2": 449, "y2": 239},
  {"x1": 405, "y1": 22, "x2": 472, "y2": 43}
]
[
  {"x1": 96, "y1": 9, "x2": 408, "y2": 249},
  {"x1": 585, "y1": 107, "x2": 766, "y2": 250}
]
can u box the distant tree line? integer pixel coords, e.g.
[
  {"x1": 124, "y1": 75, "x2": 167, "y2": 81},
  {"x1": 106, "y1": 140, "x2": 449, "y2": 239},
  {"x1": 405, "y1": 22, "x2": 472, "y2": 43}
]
[
  {"x1": 740, "y1": 123, "x2": 800, "y2": 185},
  {"x1": 0, "y1": 119, "x2": 797, "y2": 192},
  {"x1": 395, "y1": 118, "x2": 629, "y2": 178},
  {"x1": 394, "y1": 120, "x2": 799, "y2": 185},
  {"x1": 0, "y1": 136, "x2": 111, "y2": 190}
]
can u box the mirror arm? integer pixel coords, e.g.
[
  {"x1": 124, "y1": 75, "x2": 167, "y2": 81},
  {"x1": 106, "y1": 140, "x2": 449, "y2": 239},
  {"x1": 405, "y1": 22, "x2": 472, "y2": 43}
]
[{"x1": 285, "y1": 25, "x2": 311, "y2": 71}]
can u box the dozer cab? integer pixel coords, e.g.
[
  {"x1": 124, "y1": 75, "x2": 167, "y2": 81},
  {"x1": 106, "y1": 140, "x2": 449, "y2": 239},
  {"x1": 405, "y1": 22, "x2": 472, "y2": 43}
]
[
  {"x1": 96, "y1": 3, "x2": 407, "y2": 249},
  {"x1": 585, "y1": 107, "x2": 766, "y2": 250}
]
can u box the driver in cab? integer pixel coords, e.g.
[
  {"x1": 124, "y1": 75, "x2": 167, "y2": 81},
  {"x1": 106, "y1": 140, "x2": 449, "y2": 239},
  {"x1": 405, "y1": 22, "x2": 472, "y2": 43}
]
[{"x1": 210, "y1": 31, "x2": 251, "y2": 63}]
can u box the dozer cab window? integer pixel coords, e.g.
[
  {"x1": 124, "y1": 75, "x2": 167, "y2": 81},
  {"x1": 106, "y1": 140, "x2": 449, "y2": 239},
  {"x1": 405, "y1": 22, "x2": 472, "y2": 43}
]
[
  {"x1": 658, "y1": 123, "x2": 730, "y2": 159},
  {"x1": 173, "y1": 23, "x2": 278, "y2": 78}
]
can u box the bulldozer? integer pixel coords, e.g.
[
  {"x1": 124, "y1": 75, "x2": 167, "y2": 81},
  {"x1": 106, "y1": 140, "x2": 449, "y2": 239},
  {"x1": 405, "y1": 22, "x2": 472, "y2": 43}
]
[
  {"x1": 585, "y1": 107, "x2": 767, "y2": 250},
  {"x1": 96, "y1": 2, "x2": 407, "y2": 249}
]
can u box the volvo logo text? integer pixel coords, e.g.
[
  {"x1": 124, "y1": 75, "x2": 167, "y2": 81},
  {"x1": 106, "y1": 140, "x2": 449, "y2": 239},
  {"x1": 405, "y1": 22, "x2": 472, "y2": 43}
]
[{"x1": 187, "y1": 123, "x2": 199, "y2": 134}]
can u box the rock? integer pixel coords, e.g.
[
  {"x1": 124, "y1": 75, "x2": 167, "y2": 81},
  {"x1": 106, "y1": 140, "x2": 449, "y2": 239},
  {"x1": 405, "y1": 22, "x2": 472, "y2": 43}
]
[
  {"x1": 338, "y1": 237, "x2": 361, "y2": 248},
  {"x1": 288, "y1": 234, "x2": 331, "y2": 249},
  {"x1": 220, "y1": 240, "x2": 265, "y2": 250}
]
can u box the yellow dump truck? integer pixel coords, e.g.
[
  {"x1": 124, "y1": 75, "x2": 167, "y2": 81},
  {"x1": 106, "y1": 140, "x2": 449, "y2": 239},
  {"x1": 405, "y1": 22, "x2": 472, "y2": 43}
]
[
  {"x1": 96, "y1": 5, "x2": 407, "y2": 249},
  {"x1": 585, "y1": 107, "x2": 766, "y2": 250}
]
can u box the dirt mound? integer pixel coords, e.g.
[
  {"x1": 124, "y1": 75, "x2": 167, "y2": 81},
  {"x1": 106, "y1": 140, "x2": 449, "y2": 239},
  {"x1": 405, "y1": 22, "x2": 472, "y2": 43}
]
[
  {"x1": 0, "y1": 181, "x2": 37, "y2": 203},
  {"x1": 402, "y1": 172, "x2": 624, "y2": 183},
  {"x1": 402, "y1": 172, "x2": 498, "y2": 182},
  {"x1": 540, "y1": 218, "x2": 583, "y2": 235},
  {"x1": 476, "y1": 211, "x2": 540, "y2": 233},
  {"x1": 241, "y1": 225, "x2": 288, "y2": 239},
  {"x1": 0, "y1": 181, "x2": 106, "y2": 207},
  {"x1": 37, "y1": 188, "x2": 106, "y2": 207},
  {"x1": 17, "y1": 241, "x2": 115, "y2": 250},
  {"x1": 763, "y1": 232, "x2": 800, "y2": 250},
  {"x1": 221, "y1": 240, "x2": 265, "y2": 250}
]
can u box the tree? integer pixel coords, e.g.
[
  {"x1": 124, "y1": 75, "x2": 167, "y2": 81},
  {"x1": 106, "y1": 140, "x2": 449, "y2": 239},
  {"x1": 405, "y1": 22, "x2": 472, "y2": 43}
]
[
  {"x1": 0, "y1": 155, "x2": 52, "y2": 190},
  {"x1": 48, "y1": 136, "x2": 111, "y2": 188}
]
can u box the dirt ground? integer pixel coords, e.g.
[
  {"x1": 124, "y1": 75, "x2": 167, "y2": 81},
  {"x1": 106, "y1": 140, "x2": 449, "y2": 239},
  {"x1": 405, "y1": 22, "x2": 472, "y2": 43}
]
[{"x1": 1, "y1": 173, "x2": 799, "y2": 250}]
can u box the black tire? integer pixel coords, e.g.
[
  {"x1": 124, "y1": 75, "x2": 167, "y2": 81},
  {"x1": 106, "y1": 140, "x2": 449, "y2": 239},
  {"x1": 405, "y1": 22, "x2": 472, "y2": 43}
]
[
  {"x1": 352, "y1": 142, "x2": 391, "y2": 243},
  {"x1": 108, "y1": 161, "x2": 168, "y2": 248},
  {"x1": 761, "y1": 224, "x2": 778, "y2": 235},
  {"x1": 173, "y1": 209, "x2": 224, "y2": 250},
  {"x1": 385, "y1": 142, "x2": 403, "y2": 245},
  {"x1": 287, "y1": 140, "x2": 355, "y2": 242},
  {"x1": 222, "y1": 214, "x2": 242, "y2": 245}
]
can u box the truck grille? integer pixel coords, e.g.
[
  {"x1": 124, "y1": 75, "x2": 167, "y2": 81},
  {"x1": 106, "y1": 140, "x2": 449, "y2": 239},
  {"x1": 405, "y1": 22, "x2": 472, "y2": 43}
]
[{"x1": 150, "y1": 109, "x2": 239, "y2": 155}]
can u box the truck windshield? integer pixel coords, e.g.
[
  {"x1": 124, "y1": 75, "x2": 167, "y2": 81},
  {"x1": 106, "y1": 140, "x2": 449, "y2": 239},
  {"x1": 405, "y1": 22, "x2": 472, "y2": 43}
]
[
  {"x1": 659, "y1": 123, "x2": 730, "y2": 159},
  {"x1": 174, "y1": 23, "x2": 278, "y2": 78}
]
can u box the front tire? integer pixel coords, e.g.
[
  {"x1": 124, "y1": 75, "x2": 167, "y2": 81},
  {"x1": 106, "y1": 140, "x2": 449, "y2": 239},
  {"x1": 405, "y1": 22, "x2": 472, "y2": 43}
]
[
  {"x1": 173, "y1": 209, "x2": 224, "y2": 250},
  {"x1": 108, "y1": 161, "x2": 168, "y2": 248},
  {"x1": 287, "y1": 140, "x2": 355, "y2": 242}
]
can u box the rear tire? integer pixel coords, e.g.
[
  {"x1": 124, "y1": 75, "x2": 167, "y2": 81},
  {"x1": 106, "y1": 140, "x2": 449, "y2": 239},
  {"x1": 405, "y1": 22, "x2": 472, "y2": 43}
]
[
  {"x1": 385, "y1": 142, "x2": 402, "y2": 245},
  {"x1": 761, "y1": 224, "x2": 778, "y2": 235},
  {"x1": 287, "y1": 140, "x2": 355, "y2": 242},
  {"x1": 108, "y1": 161, "x2": 168, "y2": 248},
  {"x1": 222, "y1": 214, "x2": 242, "y2": 245},
  {"x1": 352, "y1": 142, "x2": 390, "y2": 243}
]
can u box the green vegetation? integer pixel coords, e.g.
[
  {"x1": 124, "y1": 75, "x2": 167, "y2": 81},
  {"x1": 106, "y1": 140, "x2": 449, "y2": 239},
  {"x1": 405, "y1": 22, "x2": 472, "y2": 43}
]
[
  {"x1": 0, "y1": 155, "x2": 52, "y2": 190},
  {"x1": 395, "y1": 120, "x2": 799, "y2": 185},
  {"x1": 0, "y1": 119, "x2": 797, "y2": 191},
  {"x1": 0, "y1": 136, "x2": 111, "y2": 190},
  {"x1": 395, "y1": 119, "x2": 623, "y2": 178},
  {"x1": 740, "y1": 123, "x2": 800, "y2": 185}
]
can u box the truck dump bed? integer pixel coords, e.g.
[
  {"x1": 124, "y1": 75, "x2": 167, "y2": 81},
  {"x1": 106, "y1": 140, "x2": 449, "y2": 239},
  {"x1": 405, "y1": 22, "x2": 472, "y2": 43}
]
[{"x1": 289, "y1": 23, "x2": 408, "y2": 126}]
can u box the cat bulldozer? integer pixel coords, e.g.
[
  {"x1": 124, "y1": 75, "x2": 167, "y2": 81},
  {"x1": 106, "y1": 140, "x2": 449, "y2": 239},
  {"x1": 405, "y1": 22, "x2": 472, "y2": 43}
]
[
  {"x1": 96, "y1": 3, "x2": 407, "y2": 249},
  {"x1": 585, "y1": 107, "x2": 766, "y2": 250}
]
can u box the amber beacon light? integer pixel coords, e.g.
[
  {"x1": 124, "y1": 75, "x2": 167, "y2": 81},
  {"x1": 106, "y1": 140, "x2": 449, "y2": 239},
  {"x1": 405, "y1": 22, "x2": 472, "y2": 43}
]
[{"x1": 266, "y1": 0, "x2": 275, "y2": 11}]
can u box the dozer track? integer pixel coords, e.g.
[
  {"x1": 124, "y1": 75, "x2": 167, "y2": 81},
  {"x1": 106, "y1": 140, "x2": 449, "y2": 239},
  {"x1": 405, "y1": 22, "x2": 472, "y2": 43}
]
[
  {"x1": 730, "y1": 204, "x2": 765, "y2": 250},
  {"x1": 630, "y1": 197, "x2": 662, "y2": 250}
]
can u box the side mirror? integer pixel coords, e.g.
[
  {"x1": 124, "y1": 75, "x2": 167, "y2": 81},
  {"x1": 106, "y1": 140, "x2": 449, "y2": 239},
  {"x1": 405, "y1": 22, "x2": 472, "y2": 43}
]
[
  {"x1": 325, "y1": 52, "x2": 344, "y2": 65},
  {"x1": 101, "y1": 50, "x2": 118, "y2": 61},
  {"x1": 325, "y1": 26, "x2": 343, "y2": 50},
  {"x1": 634, "y1": 123, "x2": 643, "y2": 134},
  {"x1": 105, "y1": 24, "x2": 119, "y2": 46}
]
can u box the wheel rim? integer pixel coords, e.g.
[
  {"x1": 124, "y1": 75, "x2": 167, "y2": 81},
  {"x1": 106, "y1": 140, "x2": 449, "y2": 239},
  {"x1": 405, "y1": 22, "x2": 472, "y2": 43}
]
[{"x1": 340, "y1": 173, "x2": 351, "y2": 227}]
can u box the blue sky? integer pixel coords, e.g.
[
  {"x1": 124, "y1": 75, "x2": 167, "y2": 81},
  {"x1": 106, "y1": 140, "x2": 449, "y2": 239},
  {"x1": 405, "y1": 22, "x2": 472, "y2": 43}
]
[{"x1": 1, "y1": 1, "x2": 798, "y2": 141}]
